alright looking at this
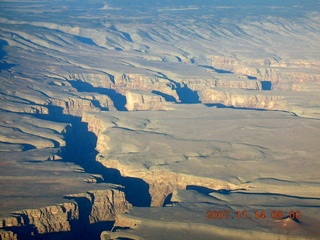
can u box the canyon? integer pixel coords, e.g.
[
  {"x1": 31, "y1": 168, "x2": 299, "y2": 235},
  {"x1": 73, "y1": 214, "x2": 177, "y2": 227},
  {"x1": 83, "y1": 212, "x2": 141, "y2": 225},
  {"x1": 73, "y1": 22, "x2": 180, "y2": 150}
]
[{"x1": 0, "y1": 1, "x2": 320, "y2": 239}]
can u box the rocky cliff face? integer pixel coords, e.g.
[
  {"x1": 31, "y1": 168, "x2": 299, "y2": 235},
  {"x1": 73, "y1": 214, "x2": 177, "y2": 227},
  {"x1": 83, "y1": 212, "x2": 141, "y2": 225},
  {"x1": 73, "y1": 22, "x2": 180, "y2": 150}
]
[
  {"x1": 47, "y1": 98, "x2": 101, "y2": 116},
  {"x1": 125, "y1": 90, "x2": 173, "y2": 111},
  {"x1": 199, "y1": 88, "x2": 287, "y2": 110},
  {"x1": 15, "y1": 203, "x2": 78, "y2": 234},
  {"x1": 0, "y1": 189, "x2": 132, "y2": 240},
  {"x1": 66, "y1": 190, "x2": 132, "y2": 224},
  {"x1": 99, "y1": 160, "x2": 243, "y2": 207},
  {"x1": 0, "y1": 203, "x2": 78, "y2": 240}
]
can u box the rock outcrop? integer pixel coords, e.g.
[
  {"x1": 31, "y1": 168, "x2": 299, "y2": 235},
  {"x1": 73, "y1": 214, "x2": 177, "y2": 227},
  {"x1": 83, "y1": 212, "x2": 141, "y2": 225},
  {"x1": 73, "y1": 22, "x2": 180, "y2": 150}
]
[
  {"x1": 66, "y1": 190, "x2": 132, "y2": 224},
  {"x1": 0, "y1": 189, "x2": 132, "y2": 239},
  {"x1": 198, "y1": 88, "x2": 287, "y2": 110},
  {"x1": 47, "y1": 97, "x2": 101, "y2": 116},
  {"x1": 0, "y1": 230, "x2": 17, "y2": 240},
  {"x1": 125, "y1": 90, "x2": 172, "y2": 111},
  {"x1": 13, "y1": 203, "x2": 78, "y2": 234}
]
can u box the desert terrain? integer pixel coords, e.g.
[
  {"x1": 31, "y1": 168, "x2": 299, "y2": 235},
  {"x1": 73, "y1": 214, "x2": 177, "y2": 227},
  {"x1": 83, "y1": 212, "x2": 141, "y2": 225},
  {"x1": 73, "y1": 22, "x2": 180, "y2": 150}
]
[{"x1": 0, "y1": 1, "x2": 320, "y2": 239}]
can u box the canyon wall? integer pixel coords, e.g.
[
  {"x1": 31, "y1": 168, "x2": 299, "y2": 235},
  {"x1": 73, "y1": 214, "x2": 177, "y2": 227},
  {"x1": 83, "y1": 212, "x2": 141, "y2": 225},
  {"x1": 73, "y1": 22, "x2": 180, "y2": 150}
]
[
  {"x1": 99, "y1": 160, "x2": 243, "y2": 207},
  {"x1": 0, "y1": 189, "x2": 132, "y2": 240}
]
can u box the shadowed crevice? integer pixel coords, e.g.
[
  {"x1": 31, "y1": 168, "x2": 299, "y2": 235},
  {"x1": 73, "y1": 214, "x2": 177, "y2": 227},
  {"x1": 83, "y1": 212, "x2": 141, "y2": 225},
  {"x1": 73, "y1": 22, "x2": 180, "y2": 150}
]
[
  {"x1": 4, "y1": 224, "x2": 39, "y2": 240},
  {"x1": 0, "y1": 39, "x2": 18, "y2": 71},
  {"x1": 0, "y1": 39, "x2": 8, "y2": 60},
  {"x1": 151, "y1": 90, "x2": 176, "y2": 102},
  {"x1": 186, "y1": 185, "x2": 232, "y2": 195},
  {"x1": 68, "y1": 80, "x2": 127, "y2": 111},
  {"x1": 74, "y1": 36, "x2": 97, "y2": 46},
  {"x1": 94, "y1": 163, "x2": 152, "y2": 207},
  {"x1": 175, "y1": 83, "x2": 200, "y2": 104},
  {"x1": 162, "y1": 193, "x2": 179, "y2": 206},
  {"x1": 63, "y1": 196, "x2": 114, "y2": 240},
  {"x1": 247, "y1": 75, "x2": 257, "y2": 80},
  {"x1": 199, "y1": 65, "x2": 233, "y2": 74},
  {"x1": 33, "y1": 104, "x2": 152, "y2": 208},
  {"x1": 64, "y1": 196, "x2": 92, "y2": 237},
  {"x1": 261, "y1": 81, "x2": 272, "y2": 90},
  {"x1": 205, "y1": 103, "x2": 266, "y2": 111},
  {"x1": 0, "y1": 142, "x2": 36, "y2": 151}
]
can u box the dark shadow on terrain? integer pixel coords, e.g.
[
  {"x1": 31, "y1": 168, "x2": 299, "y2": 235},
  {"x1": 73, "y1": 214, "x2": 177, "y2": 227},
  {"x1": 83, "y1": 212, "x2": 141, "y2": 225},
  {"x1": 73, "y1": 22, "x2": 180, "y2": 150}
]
[
  {"x1": 91, "y1": 99, "x2": 109, "y2": 111},
  {"x1": 187, "y1": 185, "x2": 215, "y2": 195},
  {"x1": 162, "y1": 193, "x2": 179, "y2": 206},
  {"x1": 152, "y1": 90, "x2": 176, "y2": 102},
  {"x1": 4, "y1": 224, "x2": 39, "y2": 240},
  {"x1": 163, "y1": 193, "x2": 174, "y2": 206},
  {"x1": 199, "y1": 65, "x2": 233, "y2": 74},
  {"x1": 261, "y1": 80, "x2": 272, "y2": 90},
  {"x1": 4, "y1": 214, "x2": 42, "y2": 240},
  {"x1": 65, "y1": 196, "x2": 92, "y2": 232},
  {"x1": 153, "y1": 75, "x2": 199, "y2": 104},
  {"x1": 33, "y1": 105, "x2": 151, "y2": 207},
  {"x1": 96, "y1": 163, "x2": 152, "y2": 207},
  {"x1": 120, "y1": 31, "x2": 133, "y2": 42},
  {"x1": 33, "y1": 105, "x2": 98, "y2": 164},
  {"x1": 0, "y1": 61, "x2": 16, "y2": 71},
  {"x1": 21, "y1": 144, "x2": 36, "y2": 151},
  {"x1": 0, "y1": 39, "x2": 17, "y2": 71},
  {"x1": 175, "y1": 83, "x2": 200, "y2": 104},
  {"x1": 247, "y1": 75, "x2": 257, "y2": 80},
  {"x1": 1, "y1": 142, "x2": 36, "y2": 151},
  {"x1": 205, "y1": 103, "x2": 266, "y2": 111},
  {"x1": 281, "y1": 215, "x2": 301, "y2": 223},
  {"x1": 186, "y1": 185, "x2": 235, "y2": 195},
  {"x1": 0, "y1": 39, "x2": 7, "y2": 60},
  {"x1": 63, "y1": 196, "x2": 114, "y2": 240},
  {"x1": 68, "y1": 80, "x2": 127, "y2": 111},
  {"x1": 112, "y1": 226, "x2": 131, "y2": 232},
  {"x1": 74, "y1": 36, "x2": 96, "y2": 46},
  {"x1": 213, "y1": 68, "x2": 233, "y2": 74},
  {"x1": 176, "y1": 56, "x2": 182, "y2": 62}
]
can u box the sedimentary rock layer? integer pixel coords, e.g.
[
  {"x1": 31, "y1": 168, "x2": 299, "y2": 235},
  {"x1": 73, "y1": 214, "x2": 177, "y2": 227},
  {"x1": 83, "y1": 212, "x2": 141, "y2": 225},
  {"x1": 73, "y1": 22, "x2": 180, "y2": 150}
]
[{"x1": 1, "y1": 189, "x2": 132, "y2": 239}]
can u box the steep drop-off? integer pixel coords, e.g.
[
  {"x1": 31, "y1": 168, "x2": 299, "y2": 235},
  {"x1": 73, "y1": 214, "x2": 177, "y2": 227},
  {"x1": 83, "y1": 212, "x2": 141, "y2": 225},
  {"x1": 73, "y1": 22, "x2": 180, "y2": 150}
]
[{"x1": 1, "y1": 189, "x2": 132, "y2": 240}]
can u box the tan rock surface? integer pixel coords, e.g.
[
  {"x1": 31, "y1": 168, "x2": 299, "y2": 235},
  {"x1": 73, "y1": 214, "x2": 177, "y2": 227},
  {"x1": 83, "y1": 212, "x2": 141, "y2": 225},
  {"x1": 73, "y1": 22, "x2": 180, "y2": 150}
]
[
  {"x1": 125, "y1": 90, "x2": 173, "y2": 111},
  {"x1": 1, "y1": 189, "x2": 131, "y2": 239},
  {"x1": 66, "y1": 190, "x2": 132, "y2": 224}
]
